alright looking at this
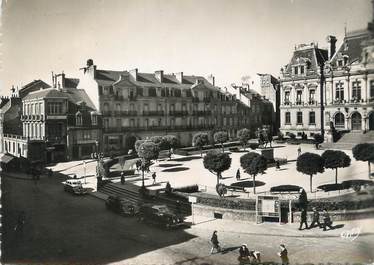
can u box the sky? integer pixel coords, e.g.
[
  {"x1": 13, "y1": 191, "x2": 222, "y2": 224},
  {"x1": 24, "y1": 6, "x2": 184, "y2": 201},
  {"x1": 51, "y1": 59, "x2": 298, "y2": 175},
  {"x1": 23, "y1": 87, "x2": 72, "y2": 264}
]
[{"x1": 0, "y1": 0, "x2": 372, "y2": 95}]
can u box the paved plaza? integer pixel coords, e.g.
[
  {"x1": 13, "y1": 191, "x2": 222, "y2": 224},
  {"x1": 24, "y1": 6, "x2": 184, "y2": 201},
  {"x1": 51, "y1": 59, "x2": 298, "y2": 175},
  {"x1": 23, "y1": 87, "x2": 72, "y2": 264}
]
[{"x1": 51, "y1": 143, "x2": 372, "y2": 198}]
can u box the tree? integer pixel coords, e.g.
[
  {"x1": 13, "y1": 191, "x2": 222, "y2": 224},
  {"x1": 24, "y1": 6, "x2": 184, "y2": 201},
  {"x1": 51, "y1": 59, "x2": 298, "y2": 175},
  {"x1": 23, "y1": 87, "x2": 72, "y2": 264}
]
[
  {"x1": 163, "y1": 135, "x2": 179, "y2": 150},
  {"x1": 193, "y1": 133, "x2": 209, "y2": 157},
  {"x1": 352, "y1": 143, "x2": 374, "y2": 179},
  {"x1": 296, "y1": 152, "x2": 324, "y2": 192},
  {"x1": 135, "y1": 139, "x2": 148, "y2": 154},
  {"x1": 203, "y1": 150, "x2": 232, "y2": 186},
  {"x1": 214, "y1": 131, "x2": 229, "y2": 153},
  {"x1": 150, "y1": 136, "x2": 168, "y2": 150},
  {"x1": 321, "y1": 150, "x2": 351, "y2": 184},
  {"x1": 313, "y1": 133, "x2": 324, "y2": 149},
  {"x1": 237, "y1": 128, "x2": 251, "y2": 150},
  {"x1": 240, "y1": 152, "x2": 267, "y2": 194},
  {"x1": 137, "y1": 141, "x2": 159, "y2": 187}
]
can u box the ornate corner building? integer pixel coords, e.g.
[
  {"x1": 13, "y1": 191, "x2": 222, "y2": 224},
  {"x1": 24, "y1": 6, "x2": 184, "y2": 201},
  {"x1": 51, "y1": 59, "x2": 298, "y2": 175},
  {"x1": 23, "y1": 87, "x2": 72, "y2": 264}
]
[{"x1": 280, "y1": 16, "x2": 374, "y2": 137}]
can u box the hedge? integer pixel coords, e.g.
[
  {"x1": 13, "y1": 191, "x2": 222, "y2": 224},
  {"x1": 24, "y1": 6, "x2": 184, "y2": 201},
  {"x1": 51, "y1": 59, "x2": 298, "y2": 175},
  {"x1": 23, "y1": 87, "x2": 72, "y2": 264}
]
[{"x1": 173, "y1": 185, "x2": 199, "y2": 193}]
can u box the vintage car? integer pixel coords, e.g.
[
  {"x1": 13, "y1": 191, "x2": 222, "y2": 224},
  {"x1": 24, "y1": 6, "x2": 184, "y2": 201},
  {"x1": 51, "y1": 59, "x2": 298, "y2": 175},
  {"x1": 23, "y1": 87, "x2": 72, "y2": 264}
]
[
  {"x1": 62, "y1": 179, "x2": 88, "y2": 195},
  {"x1": 137, "y1": 204, "x2": 184, "y2": 229},
  {"x1": 105, "y1": 196, "x2": 137, "y2": 216}
]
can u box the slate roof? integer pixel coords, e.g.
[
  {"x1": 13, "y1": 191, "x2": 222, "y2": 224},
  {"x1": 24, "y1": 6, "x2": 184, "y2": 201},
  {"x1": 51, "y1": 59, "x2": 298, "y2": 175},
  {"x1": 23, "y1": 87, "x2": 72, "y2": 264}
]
[
  {"x1": 23, "y1": 88, "x2": 68, "y2": 100},
  {"x1": 94, "y1": 69, "x2": 218, "y2": 92},
  {"x1": 331, "y1": 29, "x2": 370, "y2": 65},
  {"x1": 64, "y1": 78, "x2": 80, "y2": 88}
]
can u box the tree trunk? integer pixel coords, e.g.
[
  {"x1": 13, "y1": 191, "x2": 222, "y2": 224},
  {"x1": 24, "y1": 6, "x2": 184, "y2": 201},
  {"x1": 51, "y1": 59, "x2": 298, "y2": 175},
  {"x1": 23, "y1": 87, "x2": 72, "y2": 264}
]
[
  {"x1": 142, "y1": 169, "x2": 145, "y2": 187},
  {"x1": 217, "y1": 173, "x2": 220, "y2": 185},
  {"x1": 253, "y1": 175, "x2": 256, "y2": 194},
  {"x1": 200, "y1": 147, "x2": 203, "y2": 157},
  {"x1": 368, "y1": 161, "x2": 371, "y2": 179},
  {"x1": 335, "y1": 168, "x2": 338, "y2": 184},
  {"x1": 222, "y1": 144, "x2": 224, "y2": 153},
  {"x1": 310, "y1": 175, "x2": 313, "y2": 192}
]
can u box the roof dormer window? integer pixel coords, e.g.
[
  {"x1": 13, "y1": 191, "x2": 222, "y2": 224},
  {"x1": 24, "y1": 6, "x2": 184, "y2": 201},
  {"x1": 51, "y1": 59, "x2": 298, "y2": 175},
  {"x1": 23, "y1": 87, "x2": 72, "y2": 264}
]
[
  {"x1": 76, "y1": 112, "x2": 82, "y2": 126},
  {"x1": 300, "y1": 65, "x2": 305, "y2": 74},
  {"x1": 294, "y1": 66, "x2": 299, "y2": 75},
  {"x1": 337, "y1": 59, "x2": 344, "y2": 67}
]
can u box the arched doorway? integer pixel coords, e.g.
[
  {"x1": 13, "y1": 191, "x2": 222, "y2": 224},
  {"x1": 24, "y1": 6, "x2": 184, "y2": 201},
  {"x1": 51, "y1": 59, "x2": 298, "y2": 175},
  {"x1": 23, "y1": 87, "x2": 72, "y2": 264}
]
[
  {"x1": 334, "y1": 112, "x2": 345, "y2": 129},
  {"x1": 369, "y1": 112, "x2": 374, "y2": 131},
  {"x1": 351, "y1": 112, "x2": 362, "y2": 131}
]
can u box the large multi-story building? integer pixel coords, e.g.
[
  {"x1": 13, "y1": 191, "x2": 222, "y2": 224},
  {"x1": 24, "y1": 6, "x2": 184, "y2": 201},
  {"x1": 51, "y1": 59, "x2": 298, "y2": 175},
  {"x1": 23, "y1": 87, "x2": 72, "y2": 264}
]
[
  {"x1": 1, "y1": 73, "x2": 102, "y2": 164},
  {"x1": 279, "y1": 42, "x2": 329, "y2": 137},
  {"x1": 279, "y1": 15, "x2": 374, "y2": 138},
  {"x1": 78, "y1": 60, "x2": 273, "y2": 155}
]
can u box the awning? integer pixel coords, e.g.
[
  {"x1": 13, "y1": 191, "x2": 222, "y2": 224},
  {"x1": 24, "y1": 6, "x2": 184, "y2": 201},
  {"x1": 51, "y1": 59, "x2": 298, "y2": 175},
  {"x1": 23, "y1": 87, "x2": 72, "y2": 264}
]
[{"x1": 0, "y1": 153, "x2": 15, "y2": 164}]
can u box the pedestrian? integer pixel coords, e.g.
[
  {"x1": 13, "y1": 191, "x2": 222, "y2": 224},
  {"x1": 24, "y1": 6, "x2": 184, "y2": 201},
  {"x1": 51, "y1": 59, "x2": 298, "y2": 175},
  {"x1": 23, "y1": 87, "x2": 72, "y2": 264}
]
[
  {"x1": 297, "y1": 146, "x2": 302, "y2": 157},
  {"x1": 168, "y1": 150, "x2": 172, "y2": 160},
  {"x1": 322, "y1": 209, "x2": 334, "y2": 231},
  {"x1": 136, "y1": 159, "x2": 141, "y2": 171},
  {"x1": 236, "y1": 169, "x2": 241, "y2": 181},
  {"x1": 276, "y1": 160, "x2": 281, "y2": 170},
  {"x1": 120, "y1": 171, "x2": 125, "y2": 185},
  {"x1": 268, "y1": 133, "x2": 273, "y2": 148},
  {"x1": 152, "y1": 172, "x2": 156, "y2": 184},
  {"x1": 210, "y1": 230, "x2": 221, "y2": 254},
  {"x1": 309, "y1": 207, "x2": 321, "y2": 229},
  {"x1": 175, "y1": 200, "x2": 181, "y2": 214},
  {"x1": 238, "y1": 244, "x2": 250, "y2": 264},
  {"x1": 299, "y1": 208, "x2": 308, "y2": 230},
  {"x1": 278, "y1": 244, "x2": 289, "y2": 265}
]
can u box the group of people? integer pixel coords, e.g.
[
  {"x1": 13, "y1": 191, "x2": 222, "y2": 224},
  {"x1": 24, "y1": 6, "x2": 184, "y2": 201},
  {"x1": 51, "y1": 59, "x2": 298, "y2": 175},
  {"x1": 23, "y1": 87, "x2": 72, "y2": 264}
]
[
  {"x1": 210, "y1": 231, "x2": 289, "y2": 265},
  {"x1": 299, "y1": 207, "x2": 334, "y2": 231}
]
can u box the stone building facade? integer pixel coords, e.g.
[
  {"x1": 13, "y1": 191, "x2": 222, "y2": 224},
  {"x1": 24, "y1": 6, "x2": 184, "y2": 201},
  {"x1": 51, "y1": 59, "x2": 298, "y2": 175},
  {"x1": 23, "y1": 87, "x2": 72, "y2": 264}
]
[{"x1": 78, "y1": 60, "x2": 273, "y2": 155}]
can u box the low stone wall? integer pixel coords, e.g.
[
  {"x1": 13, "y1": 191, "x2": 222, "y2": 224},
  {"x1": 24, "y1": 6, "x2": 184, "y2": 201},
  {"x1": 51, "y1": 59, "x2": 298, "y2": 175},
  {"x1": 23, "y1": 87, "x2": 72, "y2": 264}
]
[
  {"x1": 193, "y1": 204, "x2": 374, "y2": 222},
  {"x1": 193, "y1": 204, "x2": 257, "y2": 221}
]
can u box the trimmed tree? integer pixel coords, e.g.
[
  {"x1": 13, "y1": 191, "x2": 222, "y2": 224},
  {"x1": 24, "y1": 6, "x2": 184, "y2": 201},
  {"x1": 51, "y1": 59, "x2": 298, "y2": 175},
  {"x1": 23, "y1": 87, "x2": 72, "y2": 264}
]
[
  {"x1": 137, "y1": 141, "x2": 159, "y2": 187},
  {"x1": 313, "y1": 133, "x2": 324, "y2": 149},
  {"x1": 150, "y1": 136, "x2": 169, "y2": 150},
  {"x1": 352, "y1": 143, "x2": 374, "y2": 179},
  {"x1": 203, "y1": 150, "x2": 232, "y2": 186},
  {"x1": 237, "y1": 128, "x2": 251, "y2": 151},
  {"x1": 321, "y1": 150, "x2": 351, "y2": 184},
  {"x1": 135, "y1": 139, "x2": 147, "y2": 153},
  {"x1": 296, "y1": 152, "x2": 324, "y2": 192},
  {"x1": 193, "y1": 133, "x2": 209, "y2": 157},
  {"x1": 240, "y1": 152, "x2": 267, "y2": 194},
  {"x1": 214, "y1": 131, "x2": 229, "y2": 153},
  {"x1": 163, "y1": 135, "x2": 179, "y2": 150}
]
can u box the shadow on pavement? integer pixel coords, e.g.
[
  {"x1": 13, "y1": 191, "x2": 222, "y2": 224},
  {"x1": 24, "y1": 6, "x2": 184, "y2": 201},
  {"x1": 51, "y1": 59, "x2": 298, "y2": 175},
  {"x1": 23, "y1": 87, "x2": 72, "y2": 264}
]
[
  {"x1": 171, "y1": 156, "x2": 202, "y2": 162},
  {"x1": 158, "y1": 163, "x2": 183, "y2": 168},
  {"x1": 221, "y1": 245, "x2": 241, "y2": 254},
  {"x1": 162, "y1": 167, "x2": 190, "y2": 172},
  {"x1": 2, "y1": 176, "x2": 197, "y2": 264},
  {"x1": 231, "y1": 181, "x2": 266, "y2": 188}
]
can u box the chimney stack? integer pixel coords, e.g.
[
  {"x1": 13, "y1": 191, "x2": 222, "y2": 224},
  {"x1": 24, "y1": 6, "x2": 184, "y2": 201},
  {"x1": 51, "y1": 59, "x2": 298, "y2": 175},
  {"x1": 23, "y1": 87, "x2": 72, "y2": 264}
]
[
  {"x1": 326, "y1": 35, "x2": 337, "y2": 59},
  {"x1": 155, "y1": 70, "x2": 164, "y2": 82},
  {"x1": 129, "y1": 68, "x2": 138, "y2": 81},
  {"x1": 175, "y1": 72, "x2": 183, "y2": 83},
  {"x1": 207, "y1": 74, "x2": 215, "y2": 86}
]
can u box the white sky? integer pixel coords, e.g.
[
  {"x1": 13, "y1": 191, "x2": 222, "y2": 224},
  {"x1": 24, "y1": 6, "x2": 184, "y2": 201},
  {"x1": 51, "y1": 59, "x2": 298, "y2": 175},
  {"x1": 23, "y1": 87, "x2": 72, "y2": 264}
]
[{"x1": 0, "y1": 0, "x2": 372, "y2": 95}]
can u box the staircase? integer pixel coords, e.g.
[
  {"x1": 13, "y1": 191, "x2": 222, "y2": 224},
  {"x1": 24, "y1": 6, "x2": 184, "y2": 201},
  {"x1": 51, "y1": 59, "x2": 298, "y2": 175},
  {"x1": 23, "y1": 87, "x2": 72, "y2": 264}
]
[
  {"x1": 322, "y1": 131, "x2": 374, "y2": 150},
  {"x1": 98, "y1": 182, "x2": 191, "y2": 215}
]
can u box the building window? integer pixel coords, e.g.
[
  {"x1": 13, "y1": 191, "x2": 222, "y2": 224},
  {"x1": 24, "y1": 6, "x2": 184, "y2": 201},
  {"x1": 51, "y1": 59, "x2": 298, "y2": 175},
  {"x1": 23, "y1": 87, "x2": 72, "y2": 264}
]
[
  {"x1": 48, "y1": 102, "x2": 63, "y2": 115},
  {"x1": 297, "y1": 112, "x2": 303, "y2": 125},
  {"x1": 145, "y1": 119, "x2": 149, "y2": 127},
  {"x1": 300, "y1": 65, "x2": 305, "y2": 75},
  {"x1": 116, "y1": 103, "x2": 121, "y2": 112},
  {"x1": 370, "y1": 80, "x2": 374, "y2": 98},
  {"x1": 104, "y1": 119, "x2": 109, "y2": 128},
  {"x1": 83, "y1": 131, "x2": 91, "y2": 140},
  {"x1": 309, "y1": 111, "x2": 315, "y2": 124},
  {"x1": 148, "y1": 87, "x2": 157, "y2": 97},
  {"x1": 130, "y1": 119, "x2": 135, "y2": 127},
  {"x1": 285, "y1": 112, "x2": 291, "y2": 124},
  {"x1": 284, "y1": 91, "x2": 290, "y2": 104},
  {"x1": 309, "y1": 89, "x2": 315, "y2": 103},
  {"x1": 116, "y1": 119, "x2": 121, "y2": 128},
  {"x1": 294, "y1": 66, "x2": 298, "y2": 75},
  {"x1": 352, "y1": 81, "x2": 361, "y2": 100},
  {"x1": 296, "y1": 90, "x2": 303, "y2": 104},
  {"x1": 91, "y1": 114, "x2": 97, "y2": 125},
  {"x1": 335, "y1": 112, "x2": 345, "y2": 128},
  {"x1": 335, "y1": 82, "x2": 344, "y2": 101},
  {"x1": 76, "y1": 113, "x2": 82, "y2": 126}
]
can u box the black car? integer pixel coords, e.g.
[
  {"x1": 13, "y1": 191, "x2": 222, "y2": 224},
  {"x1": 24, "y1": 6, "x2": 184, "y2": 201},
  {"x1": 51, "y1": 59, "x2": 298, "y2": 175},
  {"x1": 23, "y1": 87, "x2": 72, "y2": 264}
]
[
  {"x1": 137, "y1": 204, "x2": 184, "y2": 229},
  {"x1": 105, "y1": 196, "x2": 137, "y2": 216}
]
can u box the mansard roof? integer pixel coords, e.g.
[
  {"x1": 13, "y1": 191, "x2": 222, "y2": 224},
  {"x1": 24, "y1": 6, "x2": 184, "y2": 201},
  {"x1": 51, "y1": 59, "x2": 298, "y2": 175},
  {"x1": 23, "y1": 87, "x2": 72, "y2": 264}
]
[
  {"x1": 19, "y1": 79, "x2": 51, "y2": 98},
  {"x1": 330, "y1": 29, "x2": 371, "y2": 65},
  {"x1": 284, "y1": 44, "x2": 328, "y2": 75},
  {"x1": 23, "y1": 88, "x2": 68, "y2": 100}
]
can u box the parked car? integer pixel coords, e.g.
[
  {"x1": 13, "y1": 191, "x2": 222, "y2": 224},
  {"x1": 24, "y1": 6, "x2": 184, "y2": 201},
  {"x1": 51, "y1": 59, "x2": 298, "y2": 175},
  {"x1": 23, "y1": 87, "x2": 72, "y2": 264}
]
[
  {"x1": 62, "y1": 179, "x2": 88, "y2": 195},
  {"x1": 137, "y1": 204, "x2": 184, "y2": 229},
  {"x1": 105, "y1": 196, "x2": 137, "y2": 216}
]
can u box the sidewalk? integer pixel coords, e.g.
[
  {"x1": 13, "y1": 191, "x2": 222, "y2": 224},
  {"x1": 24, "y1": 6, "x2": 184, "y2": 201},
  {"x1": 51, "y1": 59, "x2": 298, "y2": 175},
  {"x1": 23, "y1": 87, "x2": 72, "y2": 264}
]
[{"x1": 186, "y1": 214, "x2": 374, "y2": 238}]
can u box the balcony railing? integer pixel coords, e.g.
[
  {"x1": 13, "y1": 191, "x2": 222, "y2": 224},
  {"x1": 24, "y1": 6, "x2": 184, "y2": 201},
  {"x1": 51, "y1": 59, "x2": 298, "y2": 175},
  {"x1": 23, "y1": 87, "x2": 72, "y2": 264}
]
[
  {"x1": 143, "y1": 110, "x2": 165, "y2": 116},
  {"x1": 169, "y1": 110, "x2": 188, "y2": 116},
  {"x1": 192, "y1": 110, "x2": 212, "y2": 116},
  {"x1": 20, "y1": 114, "x2": 44, "y2": 121}
]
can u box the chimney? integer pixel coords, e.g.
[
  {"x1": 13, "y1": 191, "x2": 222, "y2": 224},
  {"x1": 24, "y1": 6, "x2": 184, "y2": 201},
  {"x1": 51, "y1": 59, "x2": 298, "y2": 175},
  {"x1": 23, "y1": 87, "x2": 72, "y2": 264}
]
[
  {"x1": 207, "y1": 74, "x2": 215, "y2": 86},
  {"x1": 326, "y1": 35, "x2": 337, "y2": 59},
  {"x1": 155, "y1": 70, "x2": 164, "y2": 82},
  {"x1": 130, "y1": 68, "x2": 138, "y2": 81},
  {"x1": 175, "y1": 72, "x2": 183, "y2": 83}
]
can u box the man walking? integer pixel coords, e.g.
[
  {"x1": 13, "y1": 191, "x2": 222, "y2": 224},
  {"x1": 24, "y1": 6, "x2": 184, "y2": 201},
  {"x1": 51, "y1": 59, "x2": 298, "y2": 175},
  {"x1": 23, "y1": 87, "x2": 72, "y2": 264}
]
[
  {"x1": 297, "y1": 146, "x2": 302, "y2": 157},
  {"x1": 299, "y1": 208, "x2": 308, "y2": 230},
  {"x1": 152, "y1": 172, "x2": 157, "y2": 184},
  {"x1": 120, "y1": 171, "x2": 125, "y2": 185},
  {"x1": 236, "y1": 169, "x2": 241, "y2": 181},
  {"x1": 210, "y1": 230, "x2": 221, "y2": 254},
  {"x1": 309, "y1": 207, "x2": 321, "y2": 229}
]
